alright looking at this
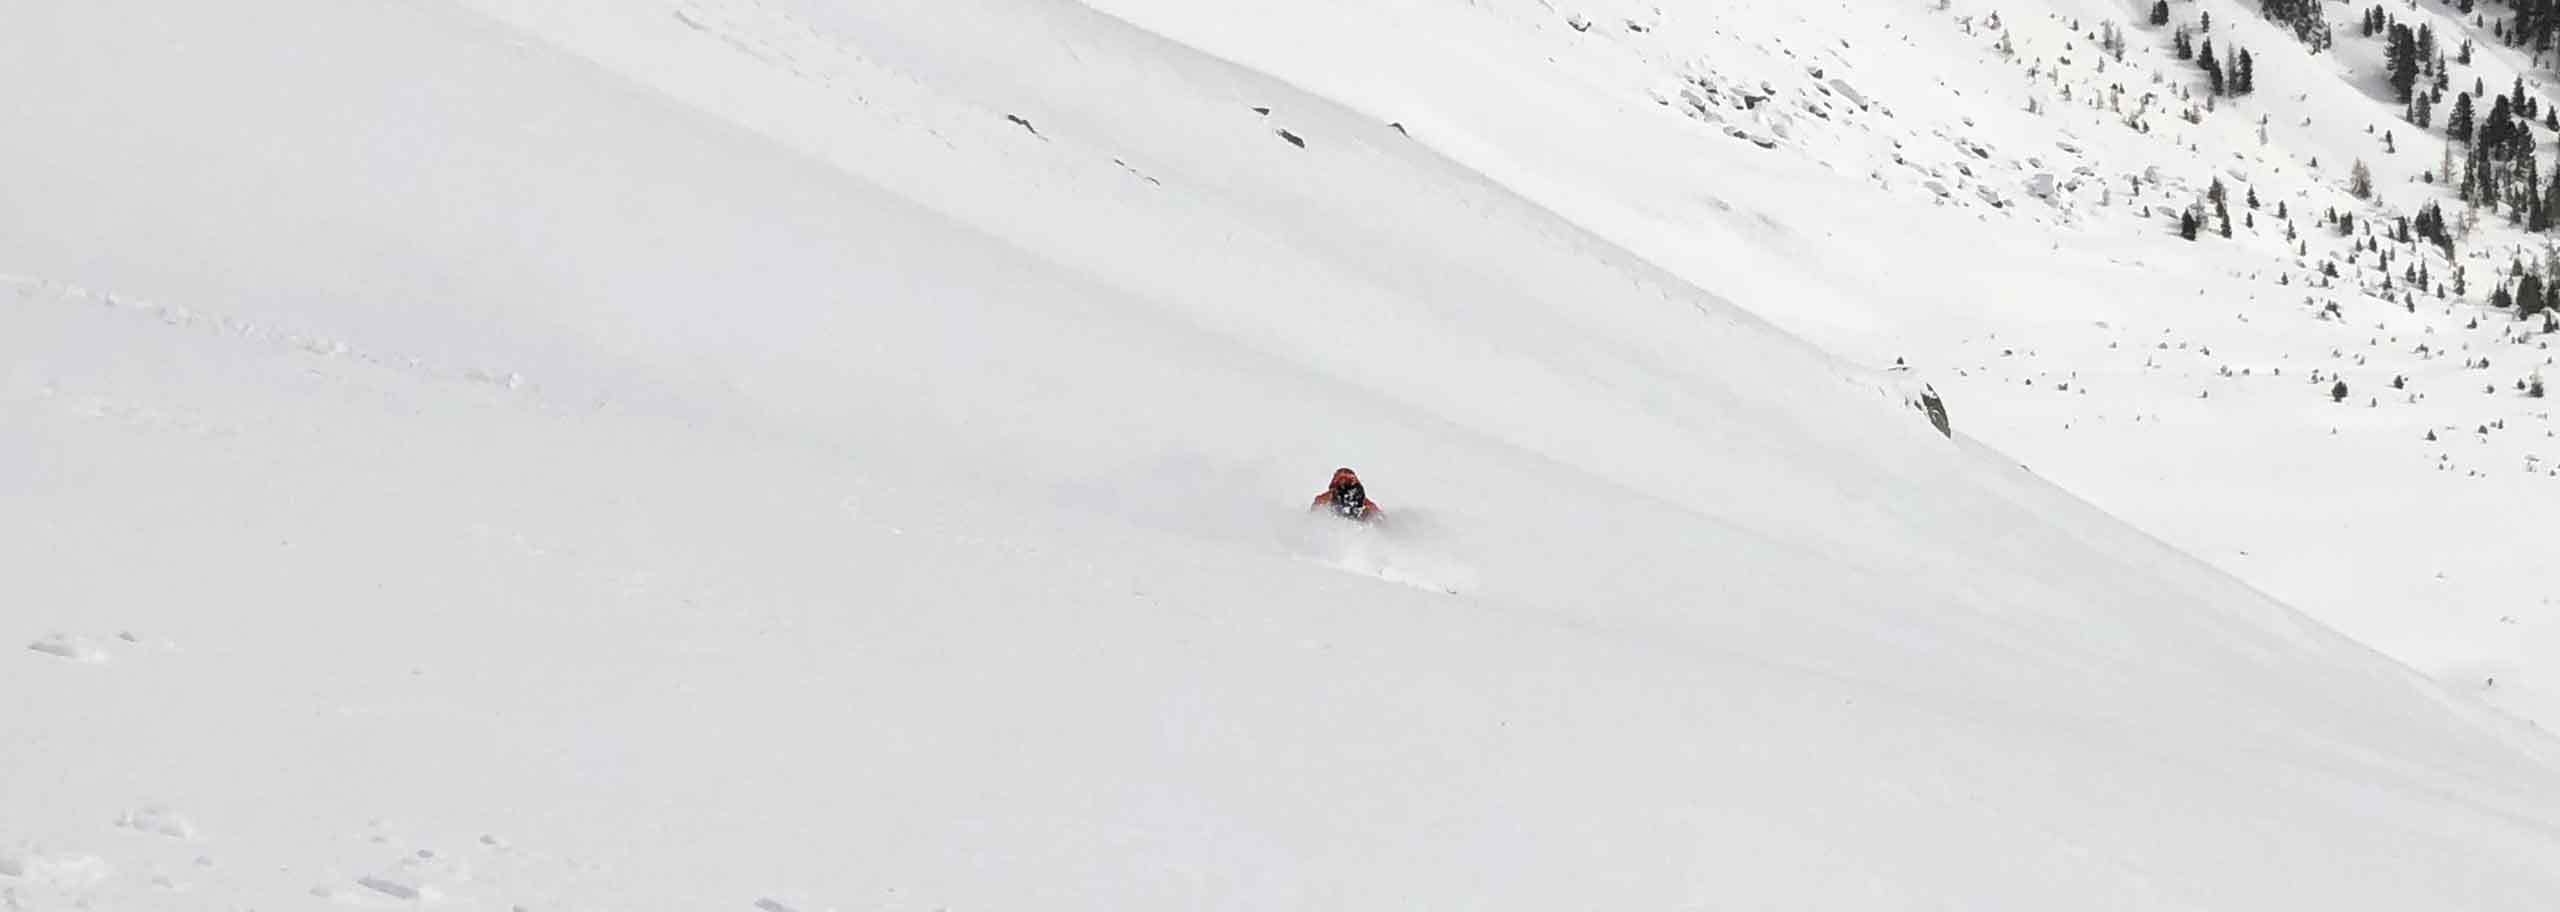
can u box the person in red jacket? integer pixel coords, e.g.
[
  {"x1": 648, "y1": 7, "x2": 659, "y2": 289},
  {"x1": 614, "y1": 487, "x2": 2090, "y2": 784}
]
[{"x1": 1311, "y1": 467, "x2": 1383, "y2": 522}]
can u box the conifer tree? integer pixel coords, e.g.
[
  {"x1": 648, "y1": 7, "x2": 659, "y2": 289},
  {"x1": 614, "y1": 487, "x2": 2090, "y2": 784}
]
[
  {"x1": 2543, "y1": 161, "x2": 2560, "y2": 232},
  {"x1": 2388, "y1": 24, "x2": 2421, "y2": 103}
]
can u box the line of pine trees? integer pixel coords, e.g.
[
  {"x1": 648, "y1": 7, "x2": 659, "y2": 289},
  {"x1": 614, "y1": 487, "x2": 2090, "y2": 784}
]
[
  {"x1": 2257, "y1": 0, "x2": 2335, "y2": 50},
  {"x1": 2158, "y1": 7, "x2": 2254, "y2": 96}
]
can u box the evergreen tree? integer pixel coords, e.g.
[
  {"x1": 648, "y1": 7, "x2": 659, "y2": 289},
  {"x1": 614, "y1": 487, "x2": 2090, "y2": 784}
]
[
  {"x1": 2350, "y1": 159, "x2": 2374, "y2": 198},
  {"x1": 2256, "y1": 0, "x2": 2331, "y2": 49},
  {"x1": 2467, "y1": 140, "x2": 2497, "y2": 202},
  {"x1": 2150, "y1": 0, "x2": 2170, "y2": 26},
  {"x1": 2175, "y1": 26, "x2": 2193, "y2": 59},
  {"x1": 2237, "y1": 50, "x2": 2255, "y2": 95},
  {"x1": 2519, "y1": 139, "x2": 2545, "y2": 226},
  {"x1": 2544, "y1": 162, "x2": 2560, "y2": 232},
  {"x1": 2180, "y1": 209, "x2": 2200, "y2": 240},
  {"x1": 2449, "y1": 92, "x2": 2476, "y2": 142},
  {"x1": 2388, "y1": 24, "x2": 2421, "y2": 103},
  {"x1": 2331, "y1": 380, "x2": 2350, "y2": 402},
  {"x1": 2486, "y1": 95, "x2": 2517, "y2": 159}
]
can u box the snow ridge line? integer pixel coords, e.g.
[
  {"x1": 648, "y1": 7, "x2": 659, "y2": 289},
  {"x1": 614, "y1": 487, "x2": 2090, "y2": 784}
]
[{"x1": 2, "y1": 273, "x2": 531, "y2": 395}]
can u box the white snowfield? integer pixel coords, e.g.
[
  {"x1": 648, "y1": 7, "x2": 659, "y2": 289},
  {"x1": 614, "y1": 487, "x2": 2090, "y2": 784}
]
[{"x1": 6, "y1": 0, "x2": 2560, "y2": 909}]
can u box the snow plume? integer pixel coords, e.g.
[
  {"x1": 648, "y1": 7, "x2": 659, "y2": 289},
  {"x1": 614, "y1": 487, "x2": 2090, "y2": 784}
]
[{"x1": 1285, "y1": 510, "x2": 1479, "y2": 595}]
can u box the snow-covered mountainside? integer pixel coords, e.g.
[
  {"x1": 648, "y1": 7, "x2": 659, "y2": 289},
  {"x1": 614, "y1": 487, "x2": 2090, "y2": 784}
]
[
  {"x1": 1079, "y1": 0, "x2": 2560, "y2": 723},
  {"x1": 1041, "y1": 0, "x2": 2560, "y2": 722},
  {"x1": 7, "y1": 0, "x2": 2560, "y2": 909}
]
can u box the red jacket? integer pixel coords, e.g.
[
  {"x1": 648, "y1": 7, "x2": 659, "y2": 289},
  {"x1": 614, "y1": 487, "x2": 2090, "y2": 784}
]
[{"x1": 1311, "y1": 469, "x2": 1383, "y2": 519}]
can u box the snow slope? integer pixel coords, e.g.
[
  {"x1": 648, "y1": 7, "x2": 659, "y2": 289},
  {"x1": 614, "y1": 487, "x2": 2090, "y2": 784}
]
[
  {"x1": 1055, "y1": 0, "x2": 2560, "y2": 721},
  {"x1": 7, "y1": 0, "x2": 2560, "y2": 909}
]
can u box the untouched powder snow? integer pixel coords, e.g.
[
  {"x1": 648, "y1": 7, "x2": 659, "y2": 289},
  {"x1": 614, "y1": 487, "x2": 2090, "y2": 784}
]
[{"x1": 7, "y1": 0, "x2": 2560, "y2": 909}]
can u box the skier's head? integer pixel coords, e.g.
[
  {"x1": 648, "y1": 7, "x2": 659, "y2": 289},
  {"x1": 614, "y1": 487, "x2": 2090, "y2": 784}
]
[{"x1": 1331, "y1": 467, "x2": 1360, "y2": 490}]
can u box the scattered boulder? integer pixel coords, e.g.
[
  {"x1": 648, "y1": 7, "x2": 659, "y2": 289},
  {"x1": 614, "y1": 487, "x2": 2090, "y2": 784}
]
[{"x1": 1917, "y1": 386, "x2": 1953, "y2": 437}]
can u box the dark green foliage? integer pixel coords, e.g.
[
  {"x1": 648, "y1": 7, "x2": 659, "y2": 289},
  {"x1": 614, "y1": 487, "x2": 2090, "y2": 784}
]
[{"x1": 2388, "y1": 24, "x2": 2420, "y2": 103}]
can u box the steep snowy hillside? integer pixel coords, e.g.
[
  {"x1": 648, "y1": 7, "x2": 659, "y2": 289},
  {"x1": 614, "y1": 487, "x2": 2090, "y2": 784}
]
[
  {"x1": 1058, "y1": 0, "x2": 2560, "y2": 722},
  {"x1": 9, "y1": 0, "x2": 2560, "y2": 910}
]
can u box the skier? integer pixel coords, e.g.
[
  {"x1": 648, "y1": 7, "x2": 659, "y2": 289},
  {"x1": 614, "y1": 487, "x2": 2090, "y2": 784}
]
[{"x1": 1311, "y1": 467, "x2": 1383, "y2": 522}]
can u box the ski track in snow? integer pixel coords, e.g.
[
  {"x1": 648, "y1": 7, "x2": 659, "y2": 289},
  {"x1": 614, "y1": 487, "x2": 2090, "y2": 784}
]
[{"x1": 1286, "y1": 512, "x2": 1477, "y2": 595}]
